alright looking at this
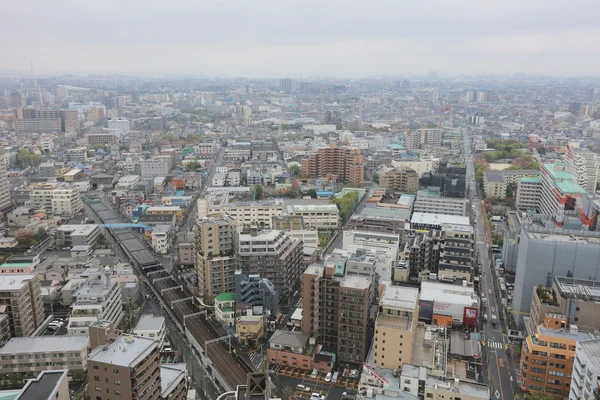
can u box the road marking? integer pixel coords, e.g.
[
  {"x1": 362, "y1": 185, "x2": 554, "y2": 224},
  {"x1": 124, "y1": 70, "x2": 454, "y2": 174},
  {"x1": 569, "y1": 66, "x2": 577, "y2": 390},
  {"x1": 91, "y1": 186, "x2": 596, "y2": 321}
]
[
  {"x1": 495, "y1": 354, "x2": 506, "y2": 400},
  {"x1": 495, "y1": 390, "x2": 500, "y2": 398}
]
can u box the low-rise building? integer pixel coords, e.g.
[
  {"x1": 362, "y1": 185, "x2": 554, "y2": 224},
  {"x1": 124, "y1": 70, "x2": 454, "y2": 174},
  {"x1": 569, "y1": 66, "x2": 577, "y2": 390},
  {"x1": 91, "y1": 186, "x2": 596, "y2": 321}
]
[
  {"x1": 286, "y1": 204, "x2": 340, "y2": 229},
  {"x1": 133, "y1": 315, "x2": 166, "y2": 349},
  {"x1": 0, "y1": 336, "x2": 89, "y2": 374},
  {"x1": 214, "y1": 293, "x2": 236, "y2": 328},
  {"x1": 56, "y1": 224, "x2": 101, "y2": 247},
  {"x1": 266, "y1": 330, "x2": 333, "y2": 373},
  {"x1": 237, "y1": 315, "x2": 264, "y2": 347}
]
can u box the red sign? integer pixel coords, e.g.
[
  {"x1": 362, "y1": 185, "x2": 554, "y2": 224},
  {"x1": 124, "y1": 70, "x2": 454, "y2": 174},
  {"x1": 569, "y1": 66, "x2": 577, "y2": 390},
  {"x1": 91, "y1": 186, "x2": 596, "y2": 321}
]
[
  {"x1": 363, "y1": 363, "x2": 389, "y2": 384},
  {"x1": 463, "y1": 307, "x2": 478, "y2": 327}
]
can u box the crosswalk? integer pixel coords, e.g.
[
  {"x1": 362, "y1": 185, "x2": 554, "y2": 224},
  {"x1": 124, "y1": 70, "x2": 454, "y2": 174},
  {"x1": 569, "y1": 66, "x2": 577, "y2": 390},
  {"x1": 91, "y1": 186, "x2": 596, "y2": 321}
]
[
  {"x1": 487, "y1": 341, "x2": 504, "y2": 349},
  {"x1": 247, "y1": 351, "x2": 264, "y2": 371}
]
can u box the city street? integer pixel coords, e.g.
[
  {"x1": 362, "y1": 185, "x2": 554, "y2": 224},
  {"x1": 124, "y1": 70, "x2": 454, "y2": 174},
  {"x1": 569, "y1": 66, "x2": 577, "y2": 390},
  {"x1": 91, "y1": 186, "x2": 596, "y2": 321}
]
[{"x1": 463, "y1": 129, "x2": 518, "y2": 399}]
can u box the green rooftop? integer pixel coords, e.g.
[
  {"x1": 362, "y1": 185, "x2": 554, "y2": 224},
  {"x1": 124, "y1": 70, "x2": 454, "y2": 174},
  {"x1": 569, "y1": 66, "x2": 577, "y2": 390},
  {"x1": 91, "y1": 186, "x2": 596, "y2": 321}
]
[
  {"x1": 215, "y1": 292, "x2": 235, "y2": 303},
  {"x1": 0, "y1": 263, "x2": 33, "y2": 269},
  {"x1": 544, "y1": 163, "x2": 576, "y2": 180},
  {"x1": 556, "y1": 181, "x2": 587, "y2": 195},
  {"x1": 520, "y1": 176, "x2": 542, "y2": 184},
  {"x1": 417, "y1": 189, "x2": 440, "y2": 198}
]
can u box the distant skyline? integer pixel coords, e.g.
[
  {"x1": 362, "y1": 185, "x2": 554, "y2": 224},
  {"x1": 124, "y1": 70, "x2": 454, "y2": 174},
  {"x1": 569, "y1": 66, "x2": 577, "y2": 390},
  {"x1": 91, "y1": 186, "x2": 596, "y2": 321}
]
[{"x1": 2, "y1": 0, "x2": 600, "y2": 78}]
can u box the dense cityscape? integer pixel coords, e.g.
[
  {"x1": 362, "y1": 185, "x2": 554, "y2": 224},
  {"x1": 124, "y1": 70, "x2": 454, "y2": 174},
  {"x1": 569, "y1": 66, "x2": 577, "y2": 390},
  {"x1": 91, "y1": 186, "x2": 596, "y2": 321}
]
[{"x1": 0, "y1": 69, "x2": 599, "y2": 400}]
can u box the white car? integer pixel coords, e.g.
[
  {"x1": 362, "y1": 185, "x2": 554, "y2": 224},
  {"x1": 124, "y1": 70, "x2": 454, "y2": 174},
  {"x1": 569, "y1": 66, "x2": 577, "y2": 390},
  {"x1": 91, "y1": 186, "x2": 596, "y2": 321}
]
[{"x1": 325, "y1": 372, "x2": 332, "y2": 382}]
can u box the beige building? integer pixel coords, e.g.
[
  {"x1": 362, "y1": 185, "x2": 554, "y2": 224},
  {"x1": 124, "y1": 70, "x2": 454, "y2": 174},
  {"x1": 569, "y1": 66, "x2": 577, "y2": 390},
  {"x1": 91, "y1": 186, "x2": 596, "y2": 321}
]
[
  {"x1": 14, "y1": 108, "x2": 78, "y2": 134},
  {"x1": 237, "y1": 315, "x2": 264, "y2": 348},
  {"x1": 380, "y1": 167, "x2": 419, "y2": 193},
  {"x1": 516, "y1": 176, "x2": 542, "y2": 211},
  {"x1": 286, "y1": 204, "x2": 340, "y2": 229},
  {"x1": 372, "y1": 282, "x2": 419, "y2": 369},
  {"x1": 88, "y1": 335, "x2": 161, "y2": 400},
  {"x1": 195, "y1": 216, "x2": 237, "y2": 299},
  {"x1": 0, "y1": 336, "x2": 89, "y2": 374},
  {"x1": 177, "y1": 242, "x2": 195, "y2": 265},
  {"x1": 0, "y1": 274, "x2": 44, "y2": 337},
  {"x1": 28, "y1": 182, "x2": 83, "y2": 215},
  {"x1": 0, "y1": 153, "x2": 11, "y2": 211},
  {"x1": 483, "y1": 171, "x2": 507, "y2": 199},
  {"x1": 198, "y1": 196, "x2": 284, "y2": 230},
  {"x1": 301, "y1": 145, "x2": 364, "y2": 184}
]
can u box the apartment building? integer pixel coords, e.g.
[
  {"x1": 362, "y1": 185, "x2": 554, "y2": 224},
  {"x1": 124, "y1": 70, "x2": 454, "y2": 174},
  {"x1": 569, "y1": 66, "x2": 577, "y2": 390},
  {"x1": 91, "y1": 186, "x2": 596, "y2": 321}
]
[
  {"x1": 28, "y1": 183, "x2": 83, "y2": 215},
  {"x1": 0, "y1": 336, "x2": 89, "y2": 374},
  {"x1": 56, "y1": 224, "x2": 101, "y2": 247},
  {"x1": 346, "y1": 212, "x2": 407, "y2": 236},
  {"x1": 266, "y1": 330, "x2": 334, "y2": 374},
  {"x1": 529, "y1": 276, "x2": 600, "y2": 334},
  {"x1": 520, "y1": 313, "x2": 594, "y2": 398},
  {"x1": 177, "y1": 242, "x2": 195, "y2": 265},
  {"x1": 145, "y1": 206, "x2": 182, "y2": 221},
  {"x1": 199, "y1": 196, "x2": 284, "y2": 230},
  {"x1": 65, "y1": 147, "x2": 88, "y2": 163},
  {"x1": 437, "y1": 223, "x2": 475, "y2": 282},
  {"x1": 88, "y1": 335, "x2": 162, "y2": 400},
  {"x1": 107, "y1": 118, "x2": 130, "y2": 137},
  {"x1": 151, "y1": 229, "x2": 169, "y2": 254},
  {"x1": 569, "y1": 338, "x2": 600, "y2": 400},
  {"x1": 538, "y1": 163, "x2": 587, "y2": 224},
  {"x1": 0, "y1": 274, "x2": 44, "y2": 337},
  {"x1": 286, "y1": 204, "x2": 340, "y2": 229},
  {"x1": 140, "y1": 158, "x2": 172, "y2": 178},
  {"x1": 567, "y1": 145, "x2": 599, "y2": 193},
  {"x1": 380, "y1": 167, "x2": 419, "y2": 193},
  {"x1": 301, "y1": 145, "x2": 364, "y2": 184},
  {"x1": 372, "y1": 282, "x2": 419, "y2": 369},
  {"x1": 301, "y1": 263, "x2": 373, "y2": 364},
  {"x1": 0, "y1": 154, "x2": 11, "y2": 211},
  {"x1": 483, "y1": 171, "x2": 507, "y2": 199},
  {"x1": 237, "y1": 315, "x2": 264, "y2": 347},
  {"x1": 234, "y1": 270, "x2": 279, "y2": 316},
  {"x1": 14, "y1": 370, "x2": 70, "y2": 400},
  {"x1": 133, "y1": 315, "x2": 166, "y2": 349},
  {"x1": 68, "y1": 269, "x2": 124, "y2": 336},
  {"x1": 413, "y1": 195, "x2": 467, "y2": 216},
  {"x1": 516, "y1": 176, "x2": 542, "y2": 211},
  {"x1": 238, "y1": 230, "x2": 304, "y2": 299},
  {"x1": 195, "y1": 216, "x2": 237, "y2": 299},
  {"x1": 160, "y1": 364, "x2": 188, "y2": 400},
  {"x1": 87, "y1": 133, "x2": 118, "y2": 146},
  {"x1": 14, "y1": 108, "x2": 78, "y2": 133}
]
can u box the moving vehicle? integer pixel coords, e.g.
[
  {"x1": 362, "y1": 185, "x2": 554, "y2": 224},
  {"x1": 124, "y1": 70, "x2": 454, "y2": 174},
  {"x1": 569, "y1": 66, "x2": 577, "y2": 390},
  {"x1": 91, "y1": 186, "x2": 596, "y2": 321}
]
[{"x1": 491, "y1": 314, "x2": 498, "y2": 326}]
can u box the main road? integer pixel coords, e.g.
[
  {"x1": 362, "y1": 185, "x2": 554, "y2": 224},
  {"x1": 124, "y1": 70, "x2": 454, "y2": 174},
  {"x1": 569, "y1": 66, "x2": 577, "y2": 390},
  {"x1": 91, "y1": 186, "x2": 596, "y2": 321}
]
[{"x1": 462, "y1": 128, "x2": 516, "y2": 399}]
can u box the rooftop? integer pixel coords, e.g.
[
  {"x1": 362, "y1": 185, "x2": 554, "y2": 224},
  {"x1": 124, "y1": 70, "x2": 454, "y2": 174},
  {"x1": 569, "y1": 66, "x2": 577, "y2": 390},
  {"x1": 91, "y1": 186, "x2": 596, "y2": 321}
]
[
  {"x1": 0, "y1": 274, "x2": 37, "y2": 291},
  {"x1": 269, "y1": 330, "x2": 309, "y2": 348},
  {"x1": 0, "y1": 336, "x2": 89, "y2": 355},
  {"x1": 520, "y1": 176, "x2": 542, "y2": 184},
  {"x1": 160, "y1": 363, "x2": 187, "y2": 398},
  {"x1": 56, "y1": 224, "x2": 98, "y2": 235},
  {"x1": 555, "y1": 276, "x2": 600, "y2": 302},
  {"x1": 89, "y1": 335, "x2": 157, "y2": 367},
  {"x1": 134, "y1": 314, "x2": 165, "y2": 333},
  {"x1": 215, "y1": 292, "x2": 236, "y2": 302},
  {"x1": 341, "y1": 275, "x2": 371, "y2": 290},
  {"x1": 379, "y1": 281, "x2": 419, "y2": 311},
  {"x1": 544, "y1": 163, "x2": 575, "y2": 180},
  {"x1": 411, "y1": 212, "x2": 470, "y2": 227},
  {"x1": 19, "y1": 370, "x2": 67, "y2": 400},
  {"x1": 288, "y1": 204, "x2": 339, "y2": 213}
]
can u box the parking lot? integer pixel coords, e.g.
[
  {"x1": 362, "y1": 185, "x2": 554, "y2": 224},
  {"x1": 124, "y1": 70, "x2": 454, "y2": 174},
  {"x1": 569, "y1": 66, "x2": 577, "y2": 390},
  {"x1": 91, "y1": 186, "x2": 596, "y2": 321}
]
[{"x1": 271, "y1": 364, "x2": 357, "y2": 400}]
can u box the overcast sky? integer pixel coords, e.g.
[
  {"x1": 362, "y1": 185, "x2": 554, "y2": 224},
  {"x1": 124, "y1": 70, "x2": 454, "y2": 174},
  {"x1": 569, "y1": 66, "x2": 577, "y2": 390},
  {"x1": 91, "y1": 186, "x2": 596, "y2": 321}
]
[{"x1": 2, "y1": 0, "x2": 600, "y2": 77}]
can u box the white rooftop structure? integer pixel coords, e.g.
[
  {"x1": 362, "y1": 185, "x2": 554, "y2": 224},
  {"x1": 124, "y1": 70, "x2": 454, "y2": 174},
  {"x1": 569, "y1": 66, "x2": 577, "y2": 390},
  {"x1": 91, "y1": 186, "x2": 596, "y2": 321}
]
[
  {"x1": 410, "y1": 212, "x2": 471, "y2": 229},
  {"x1": 0, "y1": 336, "x2": 89, "y2": 355},
  {"x1": 89, "y1": 335, "x2": 157, "y2": 367},
  {"x1": 379, "y1": 280, "x2": 419, "y2": 311}
]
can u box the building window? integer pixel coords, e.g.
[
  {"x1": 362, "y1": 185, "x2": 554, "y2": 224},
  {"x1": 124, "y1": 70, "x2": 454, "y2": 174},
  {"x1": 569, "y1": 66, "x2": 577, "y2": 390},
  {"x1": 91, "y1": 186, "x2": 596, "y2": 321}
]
[
  {"x1": 94, "y1": 376, "x2": 100, "y2": 381},
  {"x1": 95, "y1": 387, "x2": 101, "y2": 391},
  {"x1": 115, "y1": 390, "x2": 121, "y2": 396}
]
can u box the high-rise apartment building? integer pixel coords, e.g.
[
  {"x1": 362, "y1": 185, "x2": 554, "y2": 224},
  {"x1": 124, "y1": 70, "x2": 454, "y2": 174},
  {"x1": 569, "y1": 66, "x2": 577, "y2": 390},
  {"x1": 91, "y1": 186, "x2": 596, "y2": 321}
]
[
  {"x1": 520, "y1": 313, "x2": 594, "y2": 399},
  {"x1": 0, "y1": 153, "x2": 11, "y2": 211},
  {"x1": 28, "y1": 182, "x2": 83, "y2": 215},
  {"x1": 372, "y1": 282, "x2": 419, "y2": 369},
  {"x1": 569, "y1": 338, "x2": 600, "y2": 400},
  {"x1": 538, "y1": 163, "x2": 586, "y2": 224},
  {"x1": 516, "y1": 176, "x2": 542, "y2": 211},
  {"x1": 566, "y1": 145, "x2": 599, "y2": 194},
  {"x1": 195, "y1": 216, "x2": 237, "y2": 299},
  {"x1": 301, "y1": 145, "x2": 364, "y2": 184},
  {"x1": 279, "y1": 78, "x2": 294, "y2": 93},
  {"x1": 380, "y1": 167, "x2": 419, "y2": 193},
  {"x1": 406, "y1": 128, "x2": 443, "y2": 151},
  {"x1": 88, "y1": 334, "x2": 162, "y2": 400},
  {"x1": 14, "y1": 108, "x2": 78, "y2": 133},
  {"x1": 301, "y1": 263, "x2": 373, "y2": 364},
  {"x1": 0, "y1": 274, "x2": 44, "y2": 337}
]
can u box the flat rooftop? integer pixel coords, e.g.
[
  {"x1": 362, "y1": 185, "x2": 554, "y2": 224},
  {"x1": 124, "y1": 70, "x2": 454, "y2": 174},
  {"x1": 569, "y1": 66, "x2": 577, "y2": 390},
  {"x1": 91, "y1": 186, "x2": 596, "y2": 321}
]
[
  {"x1": 57, "y1": 224, "x2": 98, "y2": 235},
  {"x1": 341, "y1": 275, "x2": 371, "y2": 290},
  {"x1": 0, "y1": 274, "x2": 36, "y2": 291},
  {"x1": 89, "y1": 335, "x2": 157, "y2": 368},
  {"x1": 304, "y1": 264, "x2": 325, "y2": 277},
  {"x1": 379, "y1": 281, "x2": 418, "y2": 311},
  {"x1": 0, "y1": 336, "x2": 88, "y2": 354},
  {"x1": 411, "y1": 212, "x2": 470, "y2": 227},
  {"x1": 134, "y1": 314, "x2": 165, "y2": 333},
  {"x1": 19, "y1": 370, "x2": 67, "y2": 400}
]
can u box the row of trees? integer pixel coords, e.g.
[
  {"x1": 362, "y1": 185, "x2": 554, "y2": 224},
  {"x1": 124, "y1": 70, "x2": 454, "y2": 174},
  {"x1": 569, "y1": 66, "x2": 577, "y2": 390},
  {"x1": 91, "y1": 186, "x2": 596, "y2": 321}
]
[{"x1": 332, "y1": 191, "x2": 359, "y2": 223}]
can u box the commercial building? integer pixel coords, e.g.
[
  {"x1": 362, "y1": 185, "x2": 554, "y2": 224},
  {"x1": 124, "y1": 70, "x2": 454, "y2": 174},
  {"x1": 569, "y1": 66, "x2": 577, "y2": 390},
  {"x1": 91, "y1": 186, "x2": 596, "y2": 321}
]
[
  {"x1": 0, "y1": 336, "x2": 89, "y2": 374},
  {"x1": 301, "y1": 263, "x2": 373, "y2": 364},
  {"x1": 266, "y1": 330, "x2": 334, "y2": 373},
  {"x1": 380, "y1": 167, "x2": 419, "y2": 193},
  {"x1": 516, "y1": 176, "x2": 542, "y2": 211},
  {"x1": 301, "y1": 145, "x2": 364, "y2": 184},
  {"x1": 419, "y1": 281, "x2": 479, "y2": 327},
  {"x1": 234, "y1": 270, "x2": 279, "y2": 316},
  {"x1": 88, "y1": 334, "x2": 162, "y2": 400},
  {"x1": 0, "y1": 274, "x2": 44, "y2": 337},
  {"x1": 410, "y1": 212, "x2": 471, "y2": 231},
  {"x1": 569, "y1": 338, "x2": 600, "y2": 400},
  {"x1": 437, "y1": 223, "x2": 475, "y2": 282},
  {"x1": 413, "y1": 195, "x2": 467, "y2": 216},
  {"x1": 195, "y1": 216, "x2": 237, "y2": 299},
  {"x1": 28, "y1": 183, "x2": 83, "y2": 215},
  {"x1": 529, "y1": 276, "x2": 600, "y2": 334},
  {"x1": 56, "y1": 224, "x2": 101, "y2": 247},
  {"x1": 520, "y1": 313, "x2": 594, "y2": 398},
  {"x1": 238, "y1": 230, "x2": 304, "y2": 299},
  {"x1": 68, "y1": 268, "x2": 124, "y2": 336},
  {"x1": 286, "y1": 204, "x2": 340, "y2": 229},
  {"x1": 371, "y1": 282, "x2": 419, "y2": 369},
  {"x1": 512, "y1": 227, "x2": 600, "y2": 318}
]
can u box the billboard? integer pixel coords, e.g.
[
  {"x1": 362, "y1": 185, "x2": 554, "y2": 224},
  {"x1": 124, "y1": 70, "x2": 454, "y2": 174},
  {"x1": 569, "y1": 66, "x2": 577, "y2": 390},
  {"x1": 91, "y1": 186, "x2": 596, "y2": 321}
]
[
  {"x1": 433, "y1": 301, "x2": 464, "y2": 321},
  {"x1": 418, "y1": 299, "x2": 434, "y2": 322},
  {"x1": 463, "y1": 307, "x2": 478, "y2": 327}
]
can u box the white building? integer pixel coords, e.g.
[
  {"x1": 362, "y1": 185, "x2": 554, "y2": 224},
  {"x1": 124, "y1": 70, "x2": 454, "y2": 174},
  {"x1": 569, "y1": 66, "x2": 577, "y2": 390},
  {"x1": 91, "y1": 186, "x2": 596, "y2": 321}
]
[
  {"x1": 199, "y1": 196, "x2": 284, "y2": 230},
  {"x1": 570, "y1": 338, "x2": 600, "y2": 400},
  {"x1": 152, "y1": 228, "x2": 170, "y2": 254},
  {"x1": 140, "y1": 158, "x2": 171, "y2": 178},
  {"x1": 391, "y1": 158, "x2": 435, "y2": 177},
  {"x1": 567, "y1": 144, "x2": 599, "y2": 194},
  {"x1": 115, "y1": 175, "x2": 141, "y2": 190},
  {"x1": 342, "y1": 230, "x2": 401, "y2": 261},
  {"x1": 286, "y1": 204, "x2": 340, "y2": 229},
  {"x1": 212, "y1": 173, "x2": 226, "y2": 187},
  {"x1": 28, "y1": 183, "x2": 82, "y2": 215},
  {"x1": 68, "y1": 268, "x2": 124, "y2": 336},
  {"x1": 107, "y1": 118, "x2": 130, "y2": 137},
  {"x1": 413, "y1": 196, "x2": 467, "y2": 216},
  {"x1": 516, "y1": 176, "x2": 542, "y2": 211},
  {"x1": 56, "y1": 224, "x2": 101, "y2": 247},
  {"x1": 40, "y1": 136, "x2": 54, "y2": 152},
  {"x1": 0, "y1": 153, "x2": 11, "y2": 211},
  {"x1": 133, "y1": 314, "x2": 166, "y2": 349}
]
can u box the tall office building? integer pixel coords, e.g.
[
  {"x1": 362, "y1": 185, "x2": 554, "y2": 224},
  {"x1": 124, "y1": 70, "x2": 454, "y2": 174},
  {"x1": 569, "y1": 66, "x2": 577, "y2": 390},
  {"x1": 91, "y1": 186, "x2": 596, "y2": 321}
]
[
  {"x1": 0, "y1": 152, "x2": 11, "y2": 211},
  {"x1": 279, "y1": 78, "x2": 294, "y2": 93},
  {"x1": 195, "y1": 216, "x2": 238, "y2": 300},
  {"x1": 301, "y1": 263, "x2": 373, "y2": 364},
  {"x1": 88, "y1": 334, "x2": 162, "y2": 400},
  {"x1": 301, "y1": 145, "x2": 364, "y2": 184},
  {"x1": 238, "y1": 230, "x2": 304, "y2": 300}
]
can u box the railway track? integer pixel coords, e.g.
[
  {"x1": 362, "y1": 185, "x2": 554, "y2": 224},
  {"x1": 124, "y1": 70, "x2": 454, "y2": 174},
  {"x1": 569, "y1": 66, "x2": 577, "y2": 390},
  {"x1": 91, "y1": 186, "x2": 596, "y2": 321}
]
[{"x1": 84, "y1": 198, "x2": 249, "y2": 391}]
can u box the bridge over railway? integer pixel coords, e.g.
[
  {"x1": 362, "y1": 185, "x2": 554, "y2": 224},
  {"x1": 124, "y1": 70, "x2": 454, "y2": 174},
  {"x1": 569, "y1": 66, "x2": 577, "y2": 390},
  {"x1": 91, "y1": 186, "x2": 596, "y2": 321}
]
[{"x1": 84, "y1": 198, "x2": 250, "y2": 394}]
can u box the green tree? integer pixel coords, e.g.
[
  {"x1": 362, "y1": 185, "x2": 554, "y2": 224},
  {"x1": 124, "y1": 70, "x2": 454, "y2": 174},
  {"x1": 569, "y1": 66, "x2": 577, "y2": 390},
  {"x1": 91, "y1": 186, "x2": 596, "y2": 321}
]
[
  {"x1": 332, "y1": 191, "x2": 359, "y2": 223},
  {"x1": 251, "y1": 184, "x2": 264, "y2": 200},
  {"x1": 305, "y1": 189, "x2": 317, "y2": 199},
  {"x1": 528, "y1": 392, "x2": 559, "y2": 400},
  {"x1": 15, "y1": 149, "x2": 42, "y2": 169},
  {"x1": 289, "y1": 164, "x2": 301, "y2": 177},
  {"x1": 281, "y1": 386, "x2": 295, "y2": 400},
  {"x1": 72, "y1": 370, "x2": 87, "y2": 383},
  {"x1": 187, "y1": 161, "x2": 202, "y2": 171},
  {"x1": 372, "y1": 172, "x2": 380, "y2": 184},
  {"x1": 506, "y1": 183, "x2": 516, "y2": 198}
]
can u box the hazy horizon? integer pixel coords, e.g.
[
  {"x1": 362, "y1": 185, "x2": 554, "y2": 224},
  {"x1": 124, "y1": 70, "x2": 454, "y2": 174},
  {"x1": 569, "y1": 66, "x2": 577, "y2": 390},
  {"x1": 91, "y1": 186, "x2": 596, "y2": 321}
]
[{"x1": 3, "y1": 0, "x2": 600, "y2": 78}]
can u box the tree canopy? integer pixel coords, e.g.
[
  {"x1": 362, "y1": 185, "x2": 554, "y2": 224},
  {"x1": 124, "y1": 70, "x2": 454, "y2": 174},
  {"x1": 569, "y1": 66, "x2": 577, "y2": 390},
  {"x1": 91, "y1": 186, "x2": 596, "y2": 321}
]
[
  {"x1": 15, "y1": 149, "x2": 41, "y2": 169},
  {"x1": 332, "y1": 191, "x2": 359, "y2": 223}
]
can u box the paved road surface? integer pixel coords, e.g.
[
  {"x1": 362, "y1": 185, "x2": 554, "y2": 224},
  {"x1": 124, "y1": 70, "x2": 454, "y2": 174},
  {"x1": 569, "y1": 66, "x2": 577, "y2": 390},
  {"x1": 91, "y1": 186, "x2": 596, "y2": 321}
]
[{"x1": 462, "y1": 128, "x2": 518, "y2": 399}]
